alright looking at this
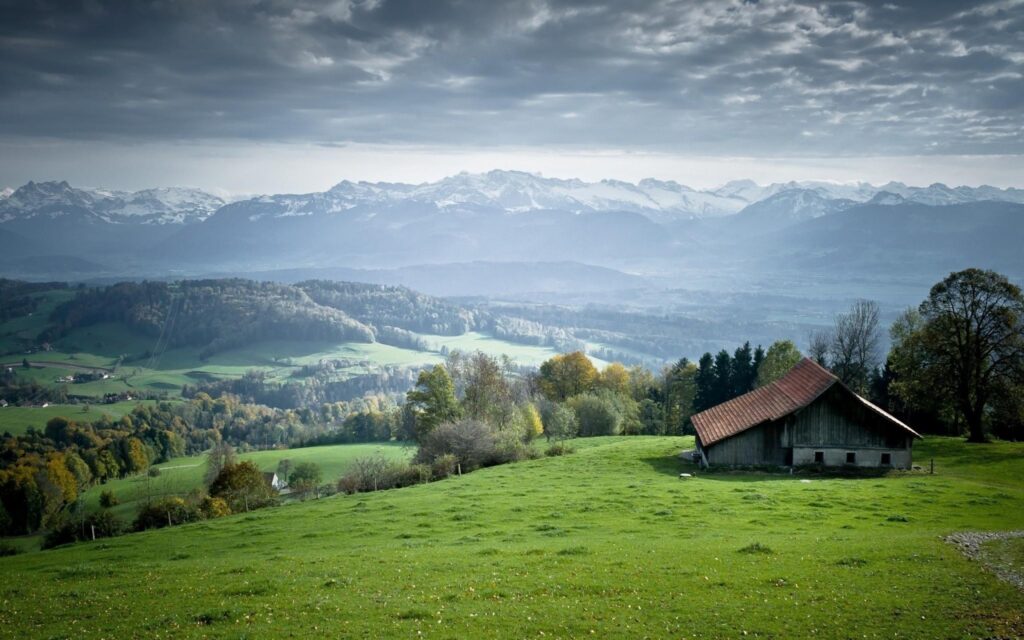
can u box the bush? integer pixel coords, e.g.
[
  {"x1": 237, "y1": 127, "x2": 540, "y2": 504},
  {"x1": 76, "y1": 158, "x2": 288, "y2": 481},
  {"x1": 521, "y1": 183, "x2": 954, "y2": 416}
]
[
  {"x1": 0, "y1": 541, "x2": 19, "y2": 557},
  {"x1": 543, "y1": 404, "x2": 579, "y2": 441},
  {"x1": 42, "y1": 511, "x2": 124, "y2": 549},
  {"x1": 337, "y1": 456, "x2": 411, "y2": 494},
  {"x1": 134, "y1": 497, "x2": 200, "y2": 531},
  {"x1": 414, "y1": 420, "x2": 497, "y2": 472},
  {"x1": 396, "y1": 463, "x2": 432, "y2": 487},
  {"x1": 209, "y1": 461, "x2": 276, "y2": 512},
  {"x1": 85, "y1": 510, "x2": 124, "y2": 538},
  {"x1": 545, "y1": 442, "x2": 574, "y2": 457},
  {"x1": 147, "y1": 466, "x2": 162, "y2": 478},
  {"x1": 491, "y1": 429, "x2": 537, "y2": 465},
  {"x1": 42, "y1": 521, "x2": 78, "y2": 549},
  {"x1": 570, "y1": 393, "x2": 622, "y2": 436},
  {"x1": 199, "y1": 496, "x2": 231, "y2": 519},
  {"x1": 99, "y1": 490, "x2": 119, "y2": 508},
  {"x1": 431, "y1": 453, "x2": 458, "y2": 479}
]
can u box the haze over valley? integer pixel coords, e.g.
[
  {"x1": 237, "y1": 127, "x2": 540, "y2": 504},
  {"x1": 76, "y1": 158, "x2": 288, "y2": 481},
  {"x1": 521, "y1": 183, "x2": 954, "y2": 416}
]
[{"x1": 3, "y1": 1, "x2": 1024, "y2": 638}]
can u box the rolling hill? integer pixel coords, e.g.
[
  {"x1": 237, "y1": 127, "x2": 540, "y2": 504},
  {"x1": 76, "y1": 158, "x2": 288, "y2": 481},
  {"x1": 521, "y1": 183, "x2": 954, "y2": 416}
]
[{"x1": 1, "y1": 436, "x2": 1022, "y2": 638}]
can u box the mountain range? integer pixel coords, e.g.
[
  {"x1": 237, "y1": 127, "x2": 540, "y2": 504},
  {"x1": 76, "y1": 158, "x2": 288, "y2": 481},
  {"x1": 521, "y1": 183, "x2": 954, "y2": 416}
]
[{"x1": 1, "y1": 171, "x2": 1022, "y2": 295}]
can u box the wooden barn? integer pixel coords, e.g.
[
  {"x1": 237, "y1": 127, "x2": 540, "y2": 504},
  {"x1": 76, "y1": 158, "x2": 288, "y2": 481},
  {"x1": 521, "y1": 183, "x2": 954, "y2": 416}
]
[{"x1": 691, "y1": 358, "x2": 920, "y2": 469}]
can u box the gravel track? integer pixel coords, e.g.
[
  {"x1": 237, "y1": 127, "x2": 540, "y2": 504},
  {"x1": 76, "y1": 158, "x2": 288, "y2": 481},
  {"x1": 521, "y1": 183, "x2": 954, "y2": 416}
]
[{"x1": 945, "y1": 530, "x2": 1024, "y2": 592}]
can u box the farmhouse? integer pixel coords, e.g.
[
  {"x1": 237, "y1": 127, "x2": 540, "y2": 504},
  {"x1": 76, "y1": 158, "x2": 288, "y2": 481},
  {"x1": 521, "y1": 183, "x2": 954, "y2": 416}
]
[
  {"x1": 263, "y1": 471, "x2": 287, "y2": 491},
  {"x1": 691, "y1": 358, "x2": 920, "y2": 469}
]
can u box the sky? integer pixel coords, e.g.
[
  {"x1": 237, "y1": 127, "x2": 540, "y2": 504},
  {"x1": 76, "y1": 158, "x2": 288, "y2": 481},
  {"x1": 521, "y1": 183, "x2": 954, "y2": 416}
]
[{"x1": 1, "y1": 0, "x2": 1022, "y2": 193}]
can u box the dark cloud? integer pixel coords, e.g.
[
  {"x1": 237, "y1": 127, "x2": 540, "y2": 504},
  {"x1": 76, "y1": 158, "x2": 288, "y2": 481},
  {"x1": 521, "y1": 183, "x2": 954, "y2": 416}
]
[{"x1": 0, "y1": 0, "x2": 1021, "y2": 155}]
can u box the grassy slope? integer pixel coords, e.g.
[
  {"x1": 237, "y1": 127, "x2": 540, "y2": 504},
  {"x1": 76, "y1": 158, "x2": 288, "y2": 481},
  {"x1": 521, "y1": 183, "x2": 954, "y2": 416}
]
[
  {"x1": 2, "y1": 436, "x2": 1023, "y2": 639},
  {"x1": 0, "y1": 401, "x2": 162, "y2": 437},
  {"x1": 2, "y1": 299, "x2": 570, "y2": 399},
  {"x1": 81, "y1": 442, "x2": 414, "y2": 521}
]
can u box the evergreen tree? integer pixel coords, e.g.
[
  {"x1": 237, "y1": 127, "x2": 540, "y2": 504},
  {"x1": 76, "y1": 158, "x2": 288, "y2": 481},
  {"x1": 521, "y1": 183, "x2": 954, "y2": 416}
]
[
  {"x1": 693, "y1": 353, "x2": 716, "y2": 413},
  {"x1": 712, "y1": 350, "x2": 733, "y2": 406},
  {"x1": 731, "y1": 342, "x2": 754, "y2": 396}
]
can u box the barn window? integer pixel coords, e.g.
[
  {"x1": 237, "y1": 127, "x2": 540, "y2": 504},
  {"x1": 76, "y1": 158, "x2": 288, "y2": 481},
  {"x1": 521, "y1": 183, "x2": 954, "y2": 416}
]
[
  {"x1": 846, "y1": 452, "x2": 856, "y2": 464},
  {"x1": 881, "y1": 453, "x2": 892, "y2": 466},
  {"x1": 814, "y1": 451, "x2": 824, "y2": 463}
]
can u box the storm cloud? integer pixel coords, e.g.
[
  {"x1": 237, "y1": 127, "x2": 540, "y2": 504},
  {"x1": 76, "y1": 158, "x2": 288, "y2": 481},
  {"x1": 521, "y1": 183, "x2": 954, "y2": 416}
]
[{"x1": 1, "y1": 0, "x2": 1022, "y2": 159}]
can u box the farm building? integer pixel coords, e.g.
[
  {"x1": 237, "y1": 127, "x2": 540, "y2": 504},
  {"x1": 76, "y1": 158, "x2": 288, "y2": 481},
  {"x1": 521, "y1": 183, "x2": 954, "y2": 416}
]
[
  {"x1": 263, "y1": 472, "x2": 287, "y2": 491},
  {"x1": 691, "y1": 358, "x2": 920, "y2": 469}
]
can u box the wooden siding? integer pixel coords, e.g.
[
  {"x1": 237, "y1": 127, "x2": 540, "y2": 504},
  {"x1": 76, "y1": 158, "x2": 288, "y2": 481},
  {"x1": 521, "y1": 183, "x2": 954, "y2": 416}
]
[
  {"x1": 786, "y1": 386, "x2": 910, "y2": 450},
  {"x1": 705, "y1": 420, "x2": 787, "y2": 466}
]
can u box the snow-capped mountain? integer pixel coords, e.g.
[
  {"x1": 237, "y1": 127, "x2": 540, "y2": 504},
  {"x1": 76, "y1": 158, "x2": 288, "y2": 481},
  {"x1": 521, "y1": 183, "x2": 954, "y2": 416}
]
[
  {"x1": 0, "y1": 181, "x2": 224, "y2": 225},
  {"x1": 731, "y1": 188, "x2": 856, "y2": 231},
  {"x1": 240, "y1": 170, "x2": 750, "y2": 222},
  {"x1": 0, "y1": 187, "x2": 13, "y2": 199}
]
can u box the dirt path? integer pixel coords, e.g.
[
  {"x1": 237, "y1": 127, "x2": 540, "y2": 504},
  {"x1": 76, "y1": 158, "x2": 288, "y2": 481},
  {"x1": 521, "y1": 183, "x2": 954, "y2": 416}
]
[{"x1": 946, "y1": 530, "x2": 1024, "y2": 591}]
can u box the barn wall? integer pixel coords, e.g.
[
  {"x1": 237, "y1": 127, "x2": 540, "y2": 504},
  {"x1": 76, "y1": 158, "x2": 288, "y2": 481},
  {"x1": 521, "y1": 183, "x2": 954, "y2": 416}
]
[
  {"x1": 787, "y1": 386, "x2": 910, "y2": 451},
  {"x1": 704, "y1": 421, "x2": 786, "y2": 466},
  {"x1": 792, "y1": 447, "x2": 912, "y2": 469}
]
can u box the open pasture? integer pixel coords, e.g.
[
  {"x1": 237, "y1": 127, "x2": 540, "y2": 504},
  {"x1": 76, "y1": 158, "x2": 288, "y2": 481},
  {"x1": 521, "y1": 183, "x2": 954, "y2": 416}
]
[
  {"x1": 0, "y1": 401, "x2": 162, "y2": 437},
  {"x1": 77, "y1": 441, "x2": 414, "y2": 522},
  {"x1": 2, "y1": 436, "x2": 1022, "y2": 639}
]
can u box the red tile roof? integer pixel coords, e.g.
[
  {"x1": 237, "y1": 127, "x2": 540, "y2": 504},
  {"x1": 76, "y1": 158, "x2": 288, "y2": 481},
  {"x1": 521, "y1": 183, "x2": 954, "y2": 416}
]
[{"x1": 691, "y1": 358, "x2": 919, "y2": 447}]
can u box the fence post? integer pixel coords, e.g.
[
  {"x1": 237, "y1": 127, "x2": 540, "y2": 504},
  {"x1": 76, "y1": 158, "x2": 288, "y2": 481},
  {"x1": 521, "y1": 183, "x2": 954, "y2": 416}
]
[{"x1": 930, "y1": 458, "x2": 934, "y2": 475}]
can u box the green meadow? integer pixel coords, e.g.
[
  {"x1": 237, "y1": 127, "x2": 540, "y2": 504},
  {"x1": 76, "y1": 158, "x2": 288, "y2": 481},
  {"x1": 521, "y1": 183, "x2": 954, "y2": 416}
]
[
  {"x1": 0, "y1": 401, "x2": 163, "y2": 437},
  {"x1": 2, "y1": 310, "x2": 571, "y2": 400},
  {"x1": 78, "y1": 442, "x2": 414, "y2": 521},
  {"x1": 2, "y1": 436, "x2": 1022, "y2": 639}
]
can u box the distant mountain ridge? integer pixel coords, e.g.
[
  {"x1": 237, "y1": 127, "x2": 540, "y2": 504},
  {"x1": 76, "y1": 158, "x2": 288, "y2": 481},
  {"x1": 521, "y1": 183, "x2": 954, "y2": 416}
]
[
  {"x1": 3, "y1": 172, "x2": 1023, "y2": 228},
  {"x1": 0, "y1": 180, "x2": 224, "y2": 225},
  {"x1": 2, "y1": 171, "x2": 1023, "y2": 289}
]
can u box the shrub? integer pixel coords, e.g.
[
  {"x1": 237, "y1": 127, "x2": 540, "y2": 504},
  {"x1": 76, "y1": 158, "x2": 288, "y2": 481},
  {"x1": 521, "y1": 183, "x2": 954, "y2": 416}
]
[
  {"x1": 99, "y1": 490, "x2": 119, "y2": 508},
  {"x1": 0, "y1": 541, "x2": 19, "y2": 557},
  {"x1": 42, "y1": 511, "x2": 124, "y2": 549},
  {"x1": 337, "y1": 456, "x2": 412, "y2": 494},
  {"x1": 543, "y1": 404, "x2": 579, "y2": 441},
  {"x1": 397, "y1": 463, "x2": 432, "y2": 487},
  {"x1": 209, "y1": 461, "x2": 276, "y2": 512},
  {"x1": 85, "y1": 510, "x2": 124, "y2": 538},
  {"x1": 199, "y1": 496, "x2": 231, "y2": 519},
  {"x1": 147, "y1": 467, "x2": 162, "y2": 478},
  {"x1": 545, "y1": 442, "x2": 574, "y2": 457},
  {"x1": 491, "y1": 429, "x2": 537, "y2": 465},
  {"x1": 569, "y1": 393, "x2": 622, "y2": 436},
  {"x1": 431, "y1": 453, "x2": 458, "y2": 479},
  {"x1": 42, "y1": 521, "x2": 78, "y2": 549},
  {"x1": 134, "y1": 497, "x2": 200, "y2": 531},
  {"x1": 414, "y1": 420, "x2": 497, "y2": 472}
]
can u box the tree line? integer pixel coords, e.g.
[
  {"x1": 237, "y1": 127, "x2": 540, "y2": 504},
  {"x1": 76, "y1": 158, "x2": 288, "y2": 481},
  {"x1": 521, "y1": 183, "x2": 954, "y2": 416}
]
[{"x1": 0, "y1": 392, "x2": 404, "y2": 536}]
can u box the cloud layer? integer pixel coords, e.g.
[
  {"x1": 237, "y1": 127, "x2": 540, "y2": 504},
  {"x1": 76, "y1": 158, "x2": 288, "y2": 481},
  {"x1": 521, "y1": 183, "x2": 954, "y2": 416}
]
[{"x1": 1, "y1": 0, "x2": 1022, "y2": 158}]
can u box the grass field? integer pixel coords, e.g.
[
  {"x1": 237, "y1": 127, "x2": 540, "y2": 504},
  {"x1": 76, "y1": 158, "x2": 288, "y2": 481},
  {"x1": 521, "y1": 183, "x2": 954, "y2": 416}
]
[
  {"x1": 3, "y1": 307, "x2": 574, "y2": 399},
  {"x1": 78, "y1": 442, "x2": 415, "y2": 522},
  {"x1": 0, "y1": 401, "x2": 163, "y2": 436},
  {"x1": 2, "y1": 436, "x2": 1022, "y2": 639}
]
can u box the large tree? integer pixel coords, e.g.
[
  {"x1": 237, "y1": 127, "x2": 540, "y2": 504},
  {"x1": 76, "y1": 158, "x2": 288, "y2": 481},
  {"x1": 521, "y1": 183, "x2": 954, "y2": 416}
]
[
  {"x1": 756, "y1": 340, "x2": 803, "y2": 387},
  {"x1": 537, "y1": 351, "x2": 598, "y2": 402},
  {"x1": 892, "y1": 269, "x2": 1024, "y2": 442},
  {"x1": 406, "y1": 365, "x2": 462, "y2": 440}
]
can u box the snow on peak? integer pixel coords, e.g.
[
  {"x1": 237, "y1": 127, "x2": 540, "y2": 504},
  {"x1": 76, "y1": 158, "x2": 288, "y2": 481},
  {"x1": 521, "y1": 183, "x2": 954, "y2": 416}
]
[{"x1": 0, "y1": 181, "x2": 224, "y2": 225}]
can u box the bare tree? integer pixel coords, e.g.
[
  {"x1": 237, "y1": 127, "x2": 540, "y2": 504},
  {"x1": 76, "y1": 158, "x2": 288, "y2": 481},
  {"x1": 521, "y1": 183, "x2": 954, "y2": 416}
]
[
  {"x1": 203, "y1": 442, "x2": 236, "y2": 487},
  {"x1": 830, "y1": 299, "x2": 880, "y2": 394},
  {"x1": 807, "y1": 329, "x2": 832, "y2": 367}
]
